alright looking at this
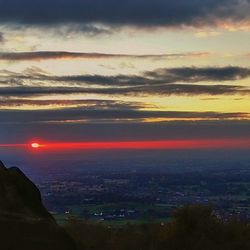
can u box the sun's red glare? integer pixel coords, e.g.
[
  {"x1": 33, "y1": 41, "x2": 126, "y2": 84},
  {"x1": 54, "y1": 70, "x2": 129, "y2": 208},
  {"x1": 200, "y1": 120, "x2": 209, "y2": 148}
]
[
  {"x1": 31, "y1": 143, "x2": 40, "y2": 149},
  {"x1": 23, "y1": 138, "x2": 250, "y2": 151},
  {"x1": 27, "y1": 139, "x2": 250, "y2": 151}
]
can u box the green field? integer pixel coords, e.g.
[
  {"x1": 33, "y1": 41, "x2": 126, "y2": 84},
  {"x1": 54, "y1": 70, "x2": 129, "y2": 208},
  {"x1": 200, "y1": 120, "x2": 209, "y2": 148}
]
[{"x1": 53, "y1": 202, "x2": 174, "y2": 226}]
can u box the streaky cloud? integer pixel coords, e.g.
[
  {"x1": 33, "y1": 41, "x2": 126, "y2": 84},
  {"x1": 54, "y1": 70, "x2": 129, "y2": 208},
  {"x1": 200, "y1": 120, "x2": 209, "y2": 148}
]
[
  {"x1": 0, "y1": 98, "x2": 152, "y2": 110},
  {"x1": 0, "y1": 51, "x2": 209, "y2": 61},
  {"x1": 0, "y1": 107, "x2": 248, "y2": 124},
  {"x1": 0, "y1": 84, "x2": 249, "y2": 97},
  {"x1": 2, "y1": 66, "x2": 250, "y2": 87},
  {"x1": 1, "y1": 66, "x2": 250, "y2": 97}
]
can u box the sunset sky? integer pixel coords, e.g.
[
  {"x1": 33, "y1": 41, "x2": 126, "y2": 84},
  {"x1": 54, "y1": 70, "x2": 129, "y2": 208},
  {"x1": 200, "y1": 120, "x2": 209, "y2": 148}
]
[{"x1": 0, "y1": 0, "x2": 250, "y2": 149}]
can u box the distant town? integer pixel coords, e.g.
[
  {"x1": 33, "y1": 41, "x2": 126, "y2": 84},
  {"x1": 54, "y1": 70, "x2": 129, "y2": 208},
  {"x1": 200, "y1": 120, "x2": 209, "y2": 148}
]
[{"x1": 37, "y1": 165, "x2": 250, "y2": 224}]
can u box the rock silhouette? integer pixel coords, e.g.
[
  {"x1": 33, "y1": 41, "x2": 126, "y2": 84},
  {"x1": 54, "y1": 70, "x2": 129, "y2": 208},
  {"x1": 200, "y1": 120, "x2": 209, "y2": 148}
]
[{"x1": 0, "y1": 160, "x2": 76, "y2": 250}]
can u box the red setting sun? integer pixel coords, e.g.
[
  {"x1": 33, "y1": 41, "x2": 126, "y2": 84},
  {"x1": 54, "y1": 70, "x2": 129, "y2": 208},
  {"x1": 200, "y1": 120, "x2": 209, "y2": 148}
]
[{"x1": 31, "y1": 143, "x2": 40, "y2": 149}]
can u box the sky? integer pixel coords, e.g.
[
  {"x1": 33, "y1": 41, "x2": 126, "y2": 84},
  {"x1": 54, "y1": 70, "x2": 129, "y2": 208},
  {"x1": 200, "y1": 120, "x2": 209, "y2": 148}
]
[{"x1": 0, "y1": 0, "x2": 250, "y2": 160}]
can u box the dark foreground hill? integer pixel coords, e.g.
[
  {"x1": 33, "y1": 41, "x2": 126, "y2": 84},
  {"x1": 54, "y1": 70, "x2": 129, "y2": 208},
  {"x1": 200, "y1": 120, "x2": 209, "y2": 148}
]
[{"x1": 0, "y1": 160, "x2": 76, "y2": 250}]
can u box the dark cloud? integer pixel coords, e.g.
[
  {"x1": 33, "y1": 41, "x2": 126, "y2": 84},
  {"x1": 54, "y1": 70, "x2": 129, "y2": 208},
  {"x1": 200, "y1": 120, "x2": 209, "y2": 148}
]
[
  {"x1": 2, "y1": 66, "x2": 250, "y2": 88},
  {"x1": 144, "y1": 67, "x2": 250, "y2": 83},
  {"x1": 0, "y1": 98, "x2": 151, "y2": 110},
  {"x1": 0, "y1": 32, "x2": 4, "y2": 43},
  {"x1": 0, "y1": 107, "x2": 247, "y2": 124},
  {"x1": 59, "y1": 66, "x2": 250, "y2": 86},
  {"x1": 0, "y1": 0, "x2": 248, "y2": 28},
  {"x1": 1, "y1": 66, "x2": 250, "y2": 97},
  {"x1": 59, "y1": 23, "x2": 113, "y2": 36},
  {"x1": 0, "y1": 84, "x2": 249, "y2": 97},
  {"x1": 0, "y1": 51, "x2": 208, "y2": 61}
]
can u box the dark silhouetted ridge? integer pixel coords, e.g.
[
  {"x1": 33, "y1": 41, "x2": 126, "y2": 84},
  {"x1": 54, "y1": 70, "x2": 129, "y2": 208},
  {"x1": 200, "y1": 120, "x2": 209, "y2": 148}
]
[{"x1": 0, "y1": 160, "x2": 76, "y2": 250}]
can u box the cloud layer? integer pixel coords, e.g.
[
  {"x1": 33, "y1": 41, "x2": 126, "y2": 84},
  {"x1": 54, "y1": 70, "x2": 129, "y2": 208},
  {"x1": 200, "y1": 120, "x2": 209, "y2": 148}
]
[
  {"x1": 1, "y1": 66, "x2": 250, "y2": 97},
  {"x1": 0, "y1": 0, "x2": 249, "y2": 28},
  {"x1": 0, "y1": 84, "x2": 248, "y2": 97},
  {"x1": 0, "y1": 107, "x2": 247, "y2": 124}
]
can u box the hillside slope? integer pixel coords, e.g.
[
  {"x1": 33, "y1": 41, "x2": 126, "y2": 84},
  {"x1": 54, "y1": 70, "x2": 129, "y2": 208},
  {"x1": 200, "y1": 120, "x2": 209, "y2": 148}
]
[{"x1": 0, "y1": 160, "x2": 76, "y2": 250}]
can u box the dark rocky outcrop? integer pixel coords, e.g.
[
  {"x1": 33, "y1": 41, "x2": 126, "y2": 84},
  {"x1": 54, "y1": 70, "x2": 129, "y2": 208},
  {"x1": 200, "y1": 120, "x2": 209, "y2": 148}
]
[{"x1": 0, "y1": 160, "x2": 76, "y2": 250}]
